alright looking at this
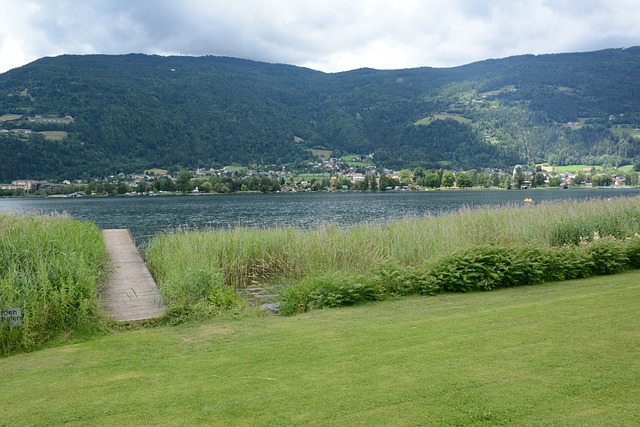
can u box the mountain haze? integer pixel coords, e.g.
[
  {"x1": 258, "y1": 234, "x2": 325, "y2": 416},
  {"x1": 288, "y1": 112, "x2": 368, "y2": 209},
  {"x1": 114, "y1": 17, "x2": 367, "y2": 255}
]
[{"x1": 1, "y1": 48, "x2": 640, "y2": 180}]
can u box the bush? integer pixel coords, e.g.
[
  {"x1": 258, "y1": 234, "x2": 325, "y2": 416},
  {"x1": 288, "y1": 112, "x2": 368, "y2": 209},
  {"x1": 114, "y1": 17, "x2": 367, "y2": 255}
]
[
  {"x1": 625, "y1": 235, "x2": 640, "y2": 268},
  {"x1": 583, "y1": 237, "x2": 629, "y2": 276},
  {"x1": 540, "y1": 247, "x2": 593, "y2": 282},
  {"x1": 373, "y1": 262, "x2": 432, "y2": 296},
  {"x1": 428, "y1": 239, "x2": 636, "y2": 294},
  {"x1": 280, "y1": 272, "x2": 384, "y2": 316},
  {"x1": 428, "y1": 245, "x2": 547, "y2": 292}
]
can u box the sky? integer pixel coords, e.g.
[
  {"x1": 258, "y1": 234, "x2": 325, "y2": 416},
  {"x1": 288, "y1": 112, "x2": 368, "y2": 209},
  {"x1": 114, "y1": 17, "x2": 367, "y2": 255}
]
[{"x1": 1, "y1": 0, "x2": 639, "y2": 74}]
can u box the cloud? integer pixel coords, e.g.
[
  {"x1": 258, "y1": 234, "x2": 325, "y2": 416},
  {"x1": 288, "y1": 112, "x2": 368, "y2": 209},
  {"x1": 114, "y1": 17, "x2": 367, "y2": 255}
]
[{"x1": 1, "y1": 0, "x2": 639, "y2": 74}]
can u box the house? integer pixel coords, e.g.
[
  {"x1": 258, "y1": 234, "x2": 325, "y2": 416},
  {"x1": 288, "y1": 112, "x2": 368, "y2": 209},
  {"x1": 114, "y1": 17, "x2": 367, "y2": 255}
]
[{"x1": 11, "y1": 180, "x2": 39, "y2": 191}]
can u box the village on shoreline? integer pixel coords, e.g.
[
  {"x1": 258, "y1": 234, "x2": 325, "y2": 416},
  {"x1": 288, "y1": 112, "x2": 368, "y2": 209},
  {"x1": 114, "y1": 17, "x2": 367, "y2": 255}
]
[{"x1": 2, "y1": 155, "x2": 639, "y2": 197}]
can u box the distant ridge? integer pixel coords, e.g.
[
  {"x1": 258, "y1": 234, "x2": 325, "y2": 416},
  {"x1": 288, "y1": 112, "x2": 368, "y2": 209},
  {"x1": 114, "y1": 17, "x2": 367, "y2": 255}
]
[{"x1": 1, "y1": 48, "x2": 640, "y2": 179}]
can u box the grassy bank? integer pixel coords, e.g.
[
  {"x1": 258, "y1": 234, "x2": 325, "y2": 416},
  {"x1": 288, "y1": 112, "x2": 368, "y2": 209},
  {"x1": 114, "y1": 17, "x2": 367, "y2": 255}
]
[
  {"x1": 0, "y1": 213, "x2": 107, "y2": 355},
  {"x1": 145, "y1": 196, "x2": 640, "y2": 317},
  {"x1": 1, "y1": 271, "x2": 639, "y2": 425}
]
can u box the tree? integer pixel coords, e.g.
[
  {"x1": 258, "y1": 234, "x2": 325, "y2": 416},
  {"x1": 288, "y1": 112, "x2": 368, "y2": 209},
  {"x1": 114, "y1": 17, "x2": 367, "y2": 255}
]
[
  {"x1": 103, "y1": 183, "x2": 117, "y2": 196},
  {"x1": 413, "y1": 167, "x2": 426, "y2": 182},
  {"x1": 333, "y1": 177, "x2": 352, "y2": 190},
  {"x1": 441, "y1": 172, "x2": 455, "y2": 188},
  {"x1": 491, "y1": 172, "x2": 501, "y2": 187},
  {"x1": 117, "y1": 181, "x2": 131, "y2": 194},
  {"x1": 368, "y1": 174, "x2": 378, "y2": 191},
  {"x1": 379, "y1": 175, "x2": 392, "y2": 190},
  {"x1": 354, "y1": 179, "x2": 368, "y2": 191},
  {"x1": 501, "y1": 174, "x2": 512, "y2": 189},
  {"x1": 213, "y1": 182, "x2": 231, "y2": 193},
  {"x1": 533, "y1": 172, "x2": 546, "y2": 187},
  {"x1": 399, "y1": 169, "x2": 412, "y2": 184},
  {"x1": 455, "y1": 172, "x2": 472, "y2": 189},
  {"x1": 477, "y1": 171, "x2": 491, "y2": 188},
  {"x1": 512, "y1": 166, "x2": 525, "y2": 189},
  {"x1": 135, "y1": 181, "x2": 148, "y2": 193},
  {"x1": 549, "y1": 176, "x2": 563, "y2": 187},
  {"x1": 572, "y1": 172, "x2": 587, "y2": 186},
  {"x1": 200, "y1": 181, "x2": 213, "y2": 193},
  {"x1": 466, "y1": 169, "x2": 478, "y2": 187},
  {"x1": 423, "y1": 171, "x2": 441, "y2": 188},
  {"x1": 591, "y1": 174, "x2": 612, "y2": 187},
  {"x1": 175, "y1": 170, "x2": 193, "y2": 193},
  {"x1": 156, "y1": 176, "x2": 175, "y2": 192}
]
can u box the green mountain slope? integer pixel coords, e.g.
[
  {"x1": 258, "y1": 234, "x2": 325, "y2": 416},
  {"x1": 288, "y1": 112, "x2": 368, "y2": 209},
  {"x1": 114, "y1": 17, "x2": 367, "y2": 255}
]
[{"x1": 1, "y1": 48, "x2": 640, "y2": 180}]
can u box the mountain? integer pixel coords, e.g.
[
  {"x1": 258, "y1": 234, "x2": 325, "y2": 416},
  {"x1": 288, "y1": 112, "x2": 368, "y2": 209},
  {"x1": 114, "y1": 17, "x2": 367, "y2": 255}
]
[{"x1": 1, "y1": 48, "x2": 640, "y2": 180}]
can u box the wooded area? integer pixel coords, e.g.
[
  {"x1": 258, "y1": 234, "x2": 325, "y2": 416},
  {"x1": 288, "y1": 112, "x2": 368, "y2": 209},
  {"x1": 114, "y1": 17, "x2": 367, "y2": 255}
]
[{"x1": 1, "y1": 48, "x2": 639, "y2": 180}]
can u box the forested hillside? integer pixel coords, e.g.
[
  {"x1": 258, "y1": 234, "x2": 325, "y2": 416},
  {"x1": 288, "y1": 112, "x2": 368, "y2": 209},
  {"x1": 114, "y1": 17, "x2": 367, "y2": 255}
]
[{"x1": 1, "y1": 48, "x2": 640, "y2": 180}]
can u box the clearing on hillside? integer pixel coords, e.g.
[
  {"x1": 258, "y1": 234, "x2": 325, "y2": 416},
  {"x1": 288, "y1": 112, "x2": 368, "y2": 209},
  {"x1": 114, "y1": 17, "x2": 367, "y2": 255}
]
[
  {"x1": 415, "y1": 113, "x2": 471, "y2": 126},
  {"x1": 40, "y1": 131, "x2": 68, "y2": 141},
  {"x1": 309, "y1": 149, "x2": 332, "y2": 160},
  {"x1": 0, "y1": 114, "x2": 22, "y2": 122}
]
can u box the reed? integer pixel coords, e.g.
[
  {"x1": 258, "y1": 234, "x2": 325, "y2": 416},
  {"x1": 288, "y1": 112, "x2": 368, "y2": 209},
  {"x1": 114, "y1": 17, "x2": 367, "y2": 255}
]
[
  {"x1": 0, "y1": 213, "x2": 107, "y2": 355},
  {"x1": 145, "y1": 196, "x2": 640, "y2": 315}
]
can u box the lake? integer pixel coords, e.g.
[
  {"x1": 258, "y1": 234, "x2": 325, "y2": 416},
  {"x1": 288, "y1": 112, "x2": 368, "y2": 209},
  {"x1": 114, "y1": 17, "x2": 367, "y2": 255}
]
[{"x1": 2, "y1": 188, "x2": 640, "y2": 244}]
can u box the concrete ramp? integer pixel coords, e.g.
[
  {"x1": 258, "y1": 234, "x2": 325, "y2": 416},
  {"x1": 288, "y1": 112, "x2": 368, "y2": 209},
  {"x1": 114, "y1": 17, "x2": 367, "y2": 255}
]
[{"x1": 101, "y1": 229, "x2": 166, "y2": 321}]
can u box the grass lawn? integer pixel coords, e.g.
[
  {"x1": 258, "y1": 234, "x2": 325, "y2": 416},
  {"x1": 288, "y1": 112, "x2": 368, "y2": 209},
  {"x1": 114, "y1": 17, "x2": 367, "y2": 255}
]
[
  {"x1": 2, "y1": 271, "x2": 639, "y2": 425},
  {"x1": 309, "y1": 149, "x2": 332, "y2": 160},
  {"x1": 0, "y1": 114, "x2": 22, "y2": 122},
  {"x1": 222, "y1": 166, "x2": 248, "y2": 173},
  {"x1": 415, "y1": 113, "x2": 471, "y2": 126},
  {"x1": 551, "y1": 164, "x2": 601, "y2": 173},
  {"x1": 618, "y1": 164, "x2": 635, "y2": 173},
  {"x1": 340, "y1": 154, "x2": 375, "y2": 167},
  {"x1": 294, "y1": 173, "x2": 330, "y2": 181},
  {"x1": 39, "y1": 130, "x2": 68, "y2": 140},
  {"x1": 548, "y1": 164, "x2": 635, "y2": 174},
  {"x1": 145, "y1": 168, "x2": 169, "y2": 175},
  {"x1": 611, "y1": 125, "x2": 640, "y2": 139}
]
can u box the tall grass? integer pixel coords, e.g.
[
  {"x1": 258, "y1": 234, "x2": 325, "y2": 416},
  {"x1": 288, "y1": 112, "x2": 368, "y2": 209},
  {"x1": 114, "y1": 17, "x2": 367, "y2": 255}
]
[
  {"x1": 145, "y1": 196, "x2": 640, "y2": 315},
  {"x1": 0, "y1": 213, "x2": 107, "y2": 355}
]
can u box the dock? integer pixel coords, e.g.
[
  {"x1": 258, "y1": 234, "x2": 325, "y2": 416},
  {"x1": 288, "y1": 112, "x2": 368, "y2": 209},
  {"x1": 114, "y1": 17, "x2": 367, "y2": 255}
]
[{"x1": 101, "y1": 229, "x2": 166, "y2": 322}]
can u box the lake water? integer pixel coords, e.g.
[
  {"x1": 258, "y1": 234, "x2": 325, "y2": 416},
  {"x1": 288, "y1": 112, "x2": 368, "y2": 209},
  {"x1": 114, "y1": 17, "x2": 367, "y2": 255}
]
[{"x1": 2, "y1": 188, "x2": 640, "y2": 245}]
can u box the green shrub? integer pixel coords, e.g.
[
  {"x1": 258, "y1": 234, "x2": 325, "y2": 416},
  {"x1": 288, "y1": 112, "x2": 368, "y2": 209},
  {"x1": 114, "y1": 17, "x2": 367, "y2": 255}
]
[
  {"x1": 540, "y1": 247, "x2": 593, "y2": 282},
  {"x1": 624, "y1": 235, "x2": 640, "y2": 268},
  {"x1": 424, "y1": 239, "x2": 635, "y2": 295},
  {"x1": 279, "y1": 276, "x2": 321, "y2": 316},
  {"x1": 583, "y1": 237, "x2": 629, "y2": 276},
  {"x1": 374, "y1": 263, "x2": 441, "y2": 297},
  {"x1": 309, "y1": 273, "x2": 383, "y2": 309},
  {"x1": 280, "y1": 272, "x2": 384, "y2": 316},
  {"x1": 428, "y1": 245, "x2": 547, "y2": 292},
  {"x1": 373, "y1": 262, "x2": 419, "y2": 296}
]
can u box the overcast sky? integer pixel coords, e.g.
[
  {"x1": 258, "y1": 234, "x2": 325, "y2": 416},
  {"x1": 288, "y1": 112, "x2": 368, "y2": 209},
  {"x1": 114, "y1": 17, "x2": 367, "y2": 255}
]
[{"x1": 1, "y1": 0, "x2": 639, "y2": 74}]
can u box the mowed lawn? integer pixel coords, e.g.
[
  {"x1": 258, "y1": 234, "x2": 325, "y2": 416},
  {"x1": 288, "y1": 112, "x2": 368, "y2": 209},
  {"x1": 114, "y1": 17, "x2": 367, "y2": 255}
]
[{"x1": 2, "y1": 272, "x2": 639, "y2": 426}]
